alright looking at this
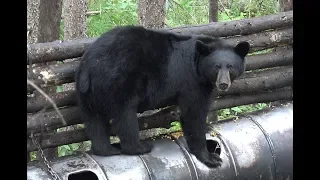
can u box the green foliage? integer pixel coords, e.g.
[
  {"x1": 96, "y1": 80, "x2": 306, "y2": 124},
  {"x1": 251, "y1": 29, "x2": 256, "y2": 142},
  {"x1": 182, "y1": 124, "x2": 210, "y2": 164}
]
[
  {"x1": 166, "y1": 0, "x2": 209, "y2": 27},
  {"x1": 248, "y1": 48, "x2": 274, "y2": 56},
  {"x1": 86, "y1": 0, "x2": 138, "y2": 37},
  {"x1": 59, "y1": 0, "x2": 279, "y2": 38},
  {"x1": 30, "y1": 152, "x2": 37, "y2": 161},
  {"x1": 169, "y1": 121, "x2": 182, "y2": 131},
  {"x1": 226, "y1": 0, "x2": 279, "y2": 19},
  {"x1": 218, "y1": 103, "x2": 269, "y2": 120}
]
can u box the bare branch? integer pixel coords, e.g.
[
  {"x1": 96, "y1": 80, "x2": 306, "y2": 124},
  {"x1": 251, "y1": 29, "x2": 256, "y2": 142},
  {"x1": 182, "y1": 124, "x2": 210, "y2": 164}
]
[{"x1": 27, "y1": 79, "x2": 66, "y2": 126}]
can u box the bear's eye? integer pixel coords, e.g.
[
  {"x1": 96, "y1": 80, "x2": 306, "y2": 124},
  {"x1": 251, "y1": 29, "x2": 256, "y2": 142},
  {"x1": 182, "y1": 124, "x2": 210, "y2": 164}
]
[
  {"x1": 215, "y1": 65, "x2": 221, "y2": 69},
  {"x1": 227, "y1": 64, "x2": 233, "y2": 69}
]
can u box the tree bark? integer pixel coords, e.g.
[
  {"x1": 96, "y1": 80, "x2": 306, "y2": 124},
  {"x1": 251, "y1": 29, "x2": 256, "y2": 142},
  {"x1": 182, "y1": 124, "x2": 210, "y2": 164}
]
[
  {"x1": 209, "y1": 0, "x2": 218, "y2": 22},
  {"x1": 138, "y1": 0, "x2": 166, "y2": 28},
  {"x1": 27, "y1": 0, "x2": 40, "y2": 44},
  {"x1": 63, "y1": 0, "x2": 87, "y2": 41},
  {"x1": 27, "y1": 27, "x2": 293, "y2": 65},
  {"x1": 27, "y1": 87, "x2": 292, "y2": 152},
  {"x1": 38, "y1": 1, "x2": 63, "y2": 43},
  {"x1": 62, "y1": 0, "x2": 87, "y2": 92},
  {"x1": 208, "y1": 0, "x2": 219, "y2": 124},
  {"x1": 279, "y1": 0, "x2": 293, "y2": 12}
]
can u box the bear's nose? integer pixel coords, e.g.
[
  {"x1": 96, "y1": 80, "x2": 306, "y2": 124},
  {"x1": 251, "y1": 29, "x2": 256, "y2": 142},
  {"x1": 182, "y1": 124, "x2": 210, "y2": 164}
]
[{"x1": 219, "y1": 83, "x2": 228, "y2": 91}]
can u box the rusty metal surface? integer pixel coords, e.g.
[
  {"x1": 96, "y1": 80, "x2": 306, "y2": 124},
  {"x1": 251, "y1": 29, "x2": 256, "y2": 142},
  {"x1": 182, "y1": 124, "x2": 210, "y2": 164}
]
[{"x1": 27, "y1": 103, "x2": 293, "y2": 180}]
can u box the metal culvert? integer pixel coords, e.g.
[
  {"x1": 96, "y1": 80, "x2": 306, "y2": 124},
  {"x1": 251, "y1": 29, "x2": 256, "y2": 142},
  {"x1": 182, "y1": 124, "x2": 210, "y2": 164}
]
[{"x1": 27, "y1": 103, "x2": 293, "y2": 180}]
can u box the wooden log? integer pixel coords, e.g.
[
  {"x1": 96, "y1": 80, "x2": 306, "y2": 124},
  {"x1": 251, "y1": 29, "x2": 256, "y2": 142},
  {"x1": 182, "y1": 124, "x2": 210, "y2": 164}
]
[
  {"x1": 28, "y1": 66, "x2": 292, "y2": 133},
  {"x1": 27, "y1": 87, "x2": 293, "y2": 152},
  {"x1": 27, "y1": 90, "x2": 77, "y2": 113},
  {"x1": 27, "y1": 105, "x2": 180, "y2": 135},
  {"x1": 168, "y1": 11, "x2": 293, "y2": 37},
  {"x1": 27, "y1": 39, "x2": 94, "y2": 64},
  {"x1": 246, "y1": 46, "x2": 292, "y2": 71},
  {"x1": 27, "y1": 65, "x2": 292, "y2": 114},
  {"x1": 225, "y1": 28, "x2": 292, "y2": 53},
  {"x1": 27, "y1": 11, "x2": 293, "y2": 65},
  {"x1": 209, "y1": 87, "x2": 292, "y2": 112},
  {"x1": 27, "y1": 127, "x2": 175, "y2": 153},
  {"x1": 214, "y1": 66, "x2": 293, "y2": 96},
  {"x1": 28, "y1": 45, "x2": 292, "y2": 91},
  {"x1": 27, "y1": 31, "x2": 292, "y2": 93}
]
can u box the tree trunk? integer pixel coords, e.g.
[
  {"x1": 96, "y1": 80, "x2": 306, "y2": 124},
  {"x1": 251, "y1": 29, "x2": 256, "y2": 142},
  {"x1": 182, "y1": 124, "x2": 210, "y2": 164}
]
[
  {"x1": 27, "y1": 0, "x2": 40, "y2": 162},
  {"x1": 138, "y1": 0, "x2": 166, "y2": 28},
  {"x1": 62, "y1": 0, "x2": 87, "y2": 92},
  {"x1": 61, "y1": 0, "x2": 87, "y2": 149},
  {"x1": 27, "y1": 0, "x2": 63, "y2": 161},
  {"x1": 63, "y1": 0, "x2": 87, "y2": 41},
  {"x1": 209, "y1": 0, "x2": 218, "y2": 22},
  {"x1": 279, "y1": 0, "x2": 293, "y2": 12},
  {"x1": 208, "y1": 0, "x2": 219, "y2": 124},
  {"x1": 27, "y1": 0, "x2": 40, "y2": 44}
]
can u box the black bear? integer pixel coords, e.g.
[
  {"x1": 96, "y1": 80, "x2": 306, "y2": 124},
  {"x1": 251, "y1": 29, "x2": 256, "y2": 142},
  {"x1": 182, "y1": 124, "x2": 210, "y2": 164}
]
[{"x1": 75, "y1": 25, "x2": 250, "y2": 168}]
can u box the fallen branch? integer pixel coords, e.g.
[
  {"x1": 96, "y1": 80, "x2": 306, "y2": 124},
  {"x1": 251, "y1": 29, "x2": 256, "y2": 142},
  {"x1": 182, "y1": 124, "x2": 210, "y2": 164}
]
[
  {"x1": 61, "y1": 11, "x2": 101, "y2": 19},
  {"x1": 27, "y1": 87, "x2": 292, "y2": 152},
  {"x1": 27, "y1": 66, "x2": 292, "y2": 113},
  {"x1": 27, "y1": 43, "x2": 292, "y2": 92},
  {"x1": 27, "y1": 15, "x2": 292, "y2": 64},
  {"x1": 86, "y1": 11, "x2": 101, "y2": 16}
]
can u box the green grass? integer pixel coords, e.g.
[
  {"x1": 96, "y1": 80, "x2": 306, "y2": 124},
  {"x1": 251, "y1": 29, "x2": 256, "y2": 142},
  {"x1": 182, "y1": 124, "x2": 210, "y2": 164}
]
[{"x1": 27, "y1": 0, "x2": 280, "y2": 160}]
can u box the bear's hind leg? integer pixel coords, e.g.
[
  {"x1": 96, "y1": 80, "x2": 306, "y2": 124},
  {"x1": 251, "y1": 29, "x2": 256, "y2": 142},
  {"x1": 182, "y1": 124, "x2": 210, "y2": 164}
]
[
  {"x1": 82, "y1": 112, "x2": 121, "y2": 156},
  {"x1": 112, "y1": 105, "x2": 153, "y2": 155}
]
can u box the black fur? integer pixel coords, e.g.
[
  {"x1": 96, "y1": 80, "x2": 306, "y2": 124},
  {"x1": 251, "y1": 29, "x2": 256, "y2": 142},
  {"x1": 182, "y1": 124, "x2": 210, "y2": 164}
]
[{"x1": 75, "y1": 25, "x2": 250, "y2": 168}]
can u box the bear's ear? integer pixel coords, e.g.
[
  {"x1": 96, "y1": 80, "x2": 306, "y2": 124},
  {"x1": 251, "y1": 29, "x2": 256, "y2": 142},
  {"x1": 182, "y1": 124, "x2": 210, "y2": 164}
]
[
  {"x1": 196, "y1": 40, "x2": 212, "y2": 55},
  {"x1": 235, "y1": 41, "x2": 250, "y2": 58}
]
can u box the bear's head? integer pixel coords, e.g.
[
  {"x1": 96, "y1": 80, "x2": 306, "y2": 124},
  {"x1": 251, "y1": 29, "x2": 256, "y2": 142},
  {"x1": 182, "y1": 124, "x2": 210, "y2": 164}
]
[{"x1": 196, "y1": 39, "x2": 250, "y2": 92}]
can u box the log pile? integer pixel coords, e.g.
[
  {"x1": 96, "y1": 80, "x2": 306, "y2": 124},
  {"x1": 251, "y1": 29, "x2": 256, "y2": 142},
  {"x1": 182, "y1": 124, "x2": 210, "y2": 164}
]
[{"x1": 27, "y1": 11, "x2": 293, "y2": 153}]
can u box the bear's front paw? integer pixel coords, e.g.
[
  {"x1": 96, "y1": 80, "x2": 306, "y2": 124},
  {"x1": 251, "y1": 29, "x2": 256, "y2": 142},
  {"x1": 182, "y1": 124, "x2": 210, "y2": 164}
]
[
  {"x1": 121, "y1": 141, "x2": 153, "y2": 155},
  {"x1": 193, "y1": 150, "x2": 222, "y2": 168}
]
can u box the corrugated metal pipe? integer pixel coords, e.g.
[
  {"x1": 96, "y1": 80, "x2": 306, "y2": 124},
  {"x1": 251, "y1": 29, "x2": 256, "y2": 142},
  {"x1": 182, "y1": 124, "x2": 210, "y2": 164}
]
[{"x1": 27, "y1": 103, "x2": 293, "y2": 180}]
